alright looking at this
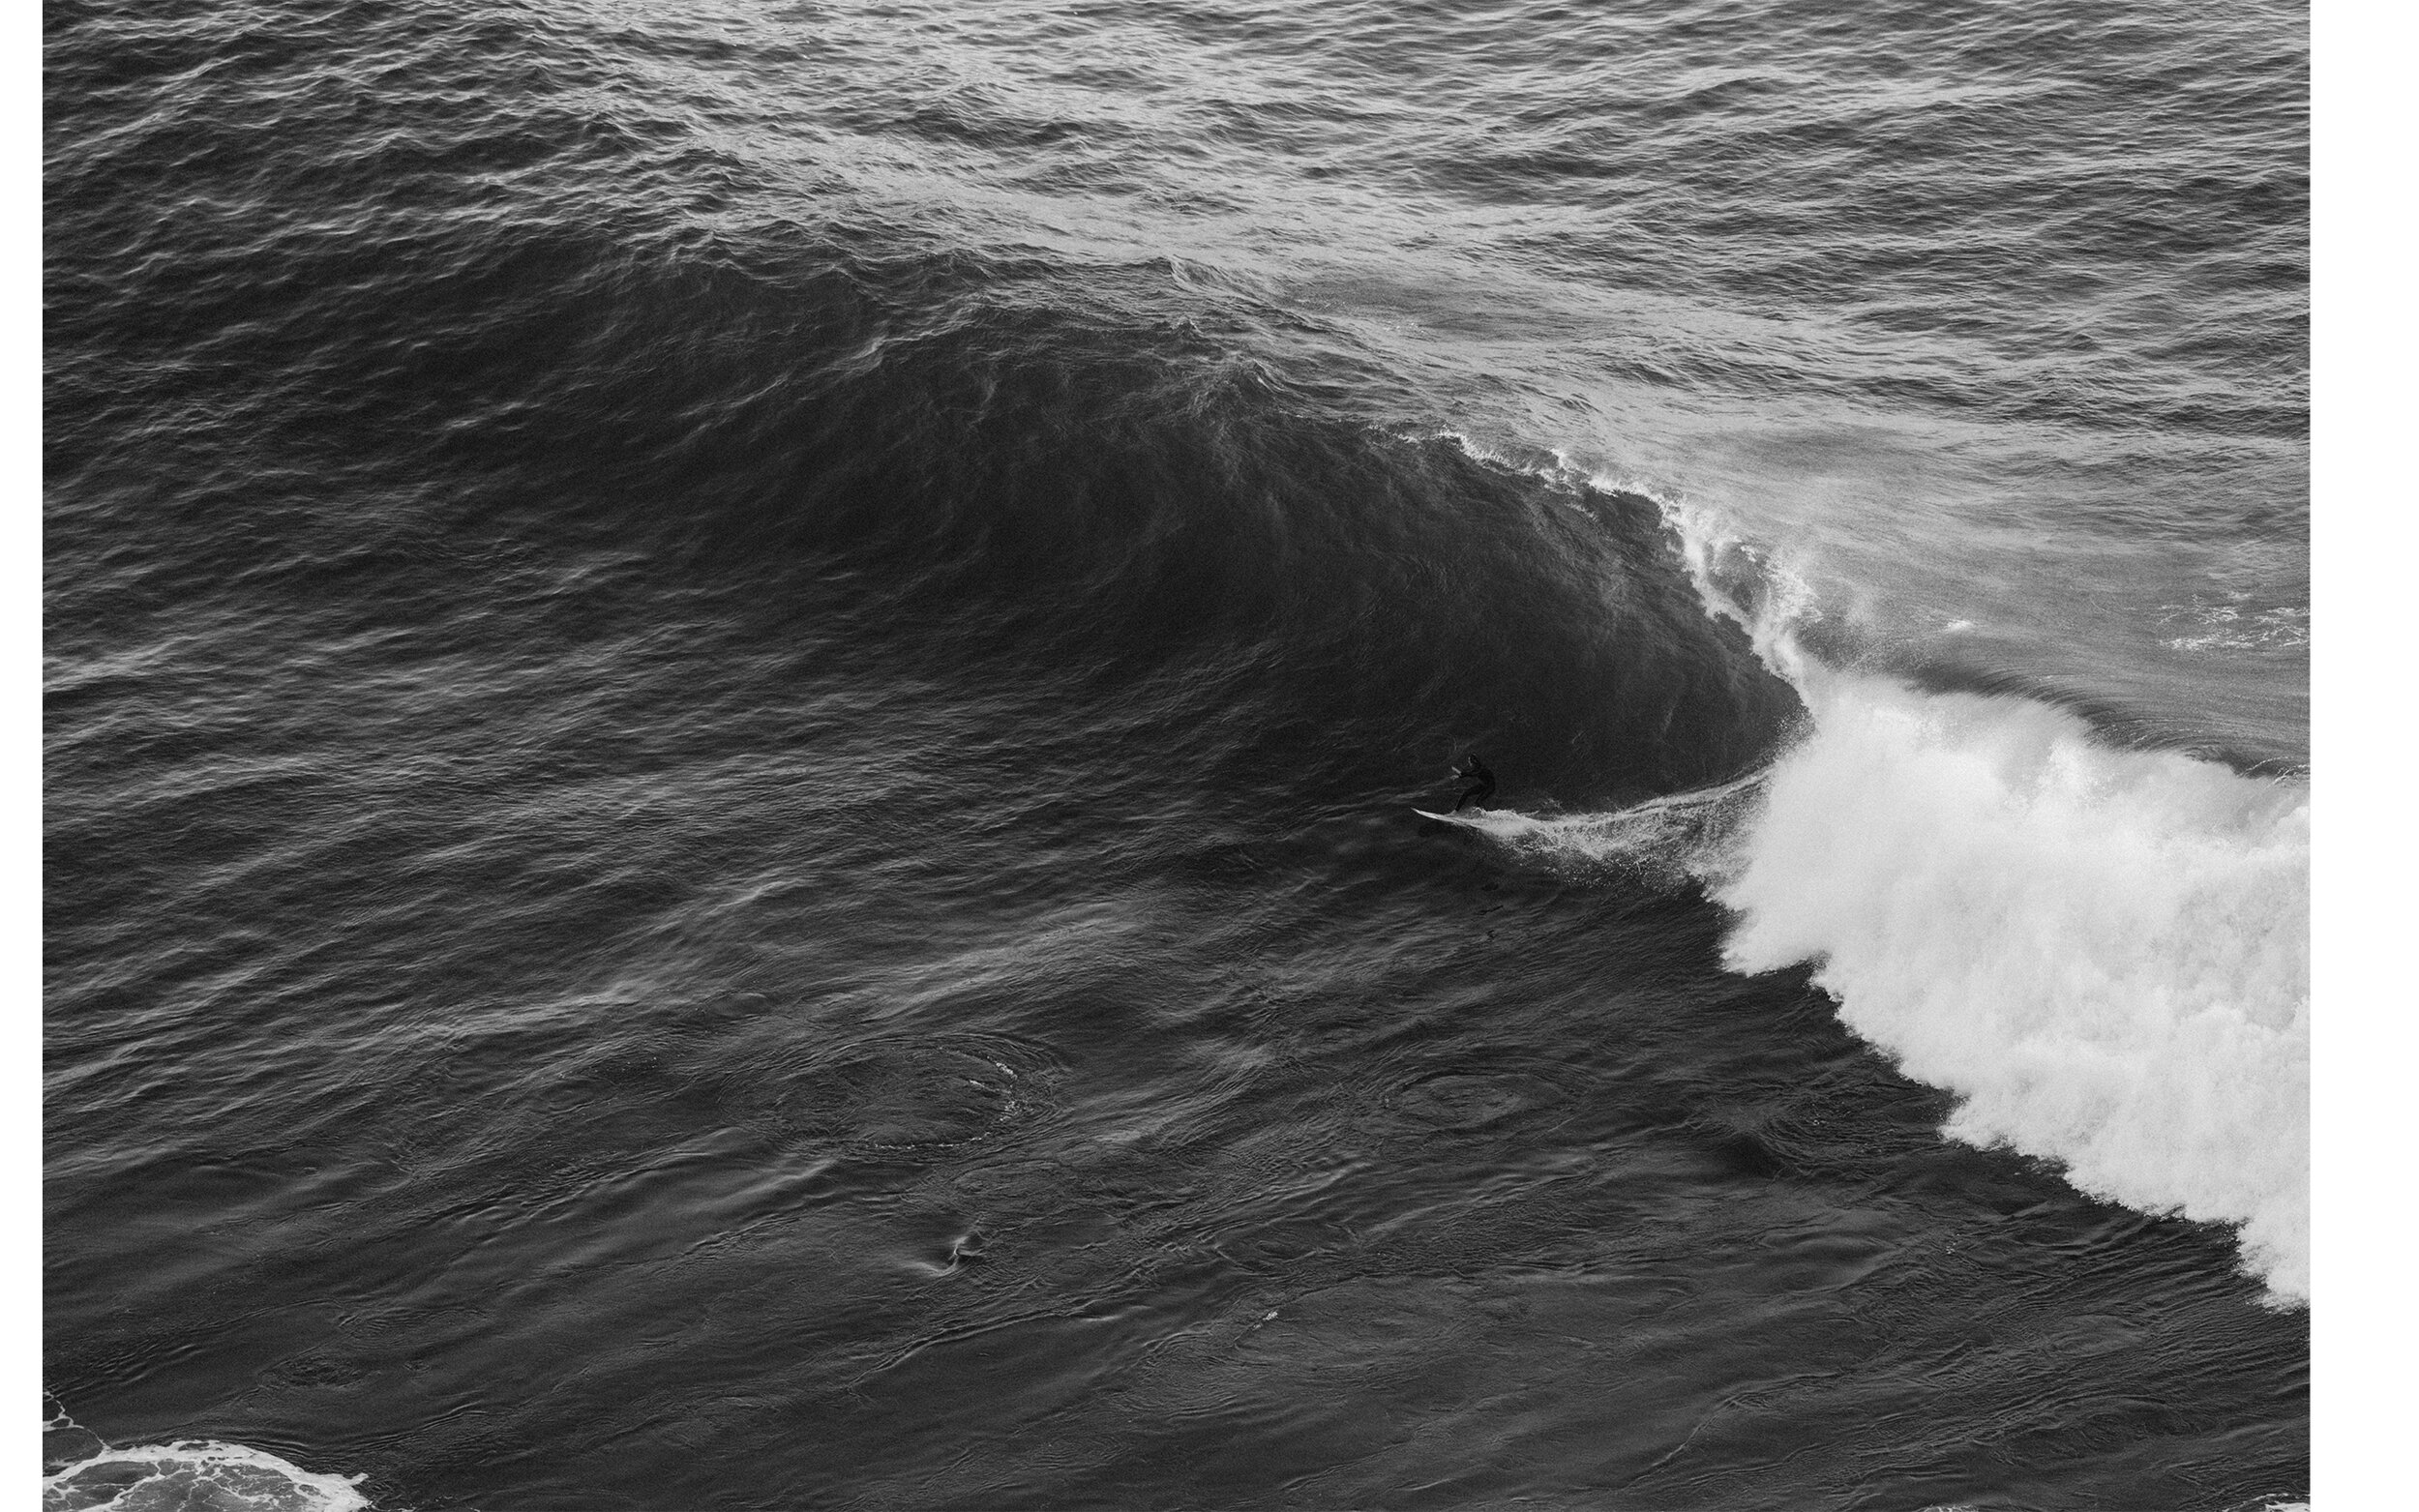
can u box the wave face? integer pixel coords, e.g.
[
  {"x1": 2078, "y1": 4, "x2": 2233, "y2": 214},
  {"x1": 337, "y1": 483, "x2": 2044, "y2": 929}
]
[{"x1": 45, "y1": 0, "x2": 2307, "y2": 1506}]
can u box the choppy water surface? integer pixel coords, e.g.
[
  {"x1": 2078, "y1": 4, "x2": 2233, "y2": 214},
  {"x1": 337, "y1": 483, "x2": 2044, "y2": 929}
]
[{"x1": 46, "y1": 0, "x2": 2306, "y2": 1507}]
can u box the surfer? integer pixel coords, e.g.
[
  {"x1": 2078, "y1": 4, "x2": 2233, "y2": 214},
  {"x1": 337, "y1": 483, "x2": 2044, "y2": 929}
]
[{"x1": 1450, "y1": 755, "x2": 1496, "y2": 812}]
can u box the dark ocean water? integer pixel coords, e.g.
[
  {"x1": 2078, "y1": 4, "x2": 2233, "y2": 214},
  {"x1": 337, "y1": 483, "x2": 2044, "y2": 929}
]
[{"x1": 45, "y1": 1, "x2": 2308, "y2": 1508}]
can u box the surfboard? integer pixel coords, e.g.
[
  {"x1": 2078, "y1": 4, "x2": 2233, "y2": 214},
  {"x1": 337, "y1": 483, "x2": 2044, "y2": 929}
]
[{"x1": 1419, "y1": 770, "x2": 1765, "y2": 829}]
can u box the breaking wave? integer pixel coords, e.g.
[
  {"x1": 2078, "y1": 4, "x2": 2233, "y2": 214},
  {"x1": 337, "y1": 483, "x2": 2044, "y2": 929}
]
[
  {"x1": 1714, "y1": 664, "x2": 2308, "y2": 1300},
  {"x1": 1439, "y1": 465, "x2": 2310, "y2": 1302}
]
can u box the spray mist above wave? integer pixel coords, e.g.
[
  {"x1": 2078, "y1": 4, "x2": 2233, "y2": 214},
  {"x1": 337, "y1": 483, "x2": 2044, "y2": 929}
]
[{"x1": 1423, "y1": 438, "x2": 2309, "y2": 1303}]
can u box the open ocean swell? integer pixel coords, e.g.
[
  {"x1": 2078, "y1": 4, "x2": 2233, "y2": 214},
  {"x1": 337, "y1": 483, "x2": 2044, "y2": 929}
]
[{"x1": 47, "y1": 0, "x2": 2307, "y2": 1507}]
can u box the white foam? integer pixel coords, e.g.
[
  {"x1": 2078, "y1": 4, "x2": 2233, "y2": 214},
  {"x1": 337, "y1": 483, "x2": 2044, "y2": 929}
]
[
  {"x1": 1425, "y1": 465, "x2": 2313, "y2": 1302},
  {"x1": 1409, "y1": 440, "x2": 2311, "y2": 1297},
  {"x1": 1453, "y1": 693, "x2": 2310, "y2": 1305},
  {"x1": 1641, "y1": 486, "x2": 2311, "y2": 1302},
  {"x1": 1717, "y1": 667, "x2": 2309, "y2": 1301},
  {"x1": 43, "y1": 1440, "x2": 371, "y2": 1512}
]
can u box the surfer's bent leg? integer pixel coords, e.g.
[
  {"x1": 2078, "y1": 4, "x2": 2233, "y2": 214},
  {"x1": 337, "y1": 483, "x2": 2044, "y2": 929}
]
[{"x1": 1453, "y1": 780, "x2": 1495, "y2": 812}]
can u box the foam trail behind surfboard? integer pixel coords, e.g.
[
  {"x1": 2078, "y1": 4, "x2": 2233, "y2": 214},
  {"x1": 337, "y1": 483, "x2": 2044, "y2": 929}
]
[
  {"x1": 1416, "y1": 769, "x2": 1768, "y2": 886},
  {"x1": 1715, "y1": 668, "x2": 2308, "y2": 1299}
]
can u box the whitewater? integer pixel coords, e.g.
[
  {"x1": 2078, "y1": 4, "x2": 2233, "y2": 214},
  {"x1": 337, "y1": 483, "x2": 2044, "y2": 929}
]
[{"x1": 1435, "y1": 474, "x2": 2309, "y2": 1303}]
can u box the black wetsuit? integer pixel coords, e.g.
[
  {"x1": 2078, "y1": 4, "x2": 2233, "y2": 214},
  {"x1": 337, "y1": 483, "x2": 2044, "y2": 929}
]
[{"x1": 1452, "y1": 756, "x2": 1497, "y2": 812}]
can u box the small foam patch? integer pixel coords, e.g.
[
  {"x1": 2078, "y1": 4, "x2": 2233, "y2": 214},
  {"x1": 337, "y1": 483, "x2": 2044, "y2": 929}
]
[{"x1": 43, "y1": 1440, "x2": 370, "y2": 1512}]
